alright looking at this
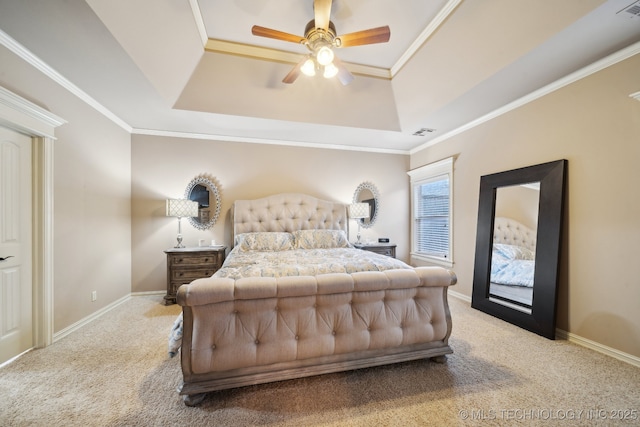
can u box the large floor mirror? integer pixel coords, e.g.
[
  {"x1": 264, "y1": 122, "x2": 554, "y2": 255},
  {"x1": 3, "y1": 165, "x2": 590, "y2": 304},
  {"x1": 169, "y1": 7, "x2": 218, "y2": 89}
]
[{"x1": 471, "y1": 160, "x2": 567, "y2": 339}]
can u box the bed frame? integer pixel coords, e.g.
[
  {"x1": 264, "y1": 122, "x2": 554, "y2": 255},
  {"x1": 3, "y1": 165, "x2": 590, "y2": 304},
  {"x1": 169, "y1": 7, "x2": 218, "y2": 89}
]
[
  {"x1": 176, "y1": 193, "x2": 457, "y2": 406},
  {"x1": 492, "y1": 217, "x2": 536, "y2": 251}
]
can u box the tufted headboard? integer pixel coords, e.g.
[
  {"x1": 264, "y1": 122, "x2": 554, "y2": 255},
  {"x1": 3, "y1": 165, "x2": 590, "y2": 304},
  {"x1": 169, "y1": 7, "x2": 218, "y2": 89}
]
[
  {"x1": 493, "y1": 217, "x2": 537, "y2": 251},
  {"x1": 232, "y1": 193, "x2": 348, "y2": 243}
]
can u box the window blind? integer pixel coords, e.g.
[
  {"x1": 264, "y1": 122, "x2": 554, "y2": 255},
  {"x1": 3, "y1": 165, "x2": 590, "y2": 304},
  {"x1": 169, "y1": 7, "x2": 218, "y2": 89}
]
[{"x1": 414, "y1": 175, "x2": 449, "y2": 258}]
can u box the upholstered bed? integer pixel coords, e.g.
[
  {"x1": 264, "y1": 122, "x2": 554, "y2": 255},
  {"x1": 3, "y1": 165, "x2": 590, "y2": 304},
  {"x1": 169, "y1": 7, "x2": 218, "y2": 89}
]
[
  {"x1": 172, "y1": 193, "x2": 457, "y2": 406},
  {"x1": 489, "y1": 217, "x2": 536, "y2": 305}
]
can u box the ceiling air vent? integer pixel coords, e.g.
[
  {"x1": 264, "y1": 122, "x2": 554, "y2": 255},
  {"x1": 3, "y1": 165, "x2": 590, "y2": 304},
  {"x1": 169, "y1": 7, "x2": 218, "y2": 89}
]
[
  {"x1": 617, "y1": 1, "x2": 640, "y2": 19},
  {"x1": 412, "y1": 128, "x2": 436, "y2": 136}
]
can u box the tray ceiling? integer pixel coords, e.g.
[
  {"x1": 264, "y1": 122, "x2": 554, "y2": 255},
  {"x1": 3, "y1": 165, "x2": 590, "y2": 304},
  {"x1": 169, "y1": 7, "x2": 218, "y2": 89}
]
[{"x1": 1, "y1": 0, "x2": 639, "y2": 153}]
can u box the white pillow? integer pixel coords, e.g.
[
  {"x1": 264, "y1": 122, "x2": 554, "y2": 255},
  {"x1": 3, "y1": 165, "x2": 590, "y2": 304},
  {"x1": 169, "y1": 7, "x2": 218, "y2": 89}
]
[
  {"x1": 293, "y1": 229, "x2": 351, "y2": 249},
  {"x1": 236, "y1": 232, "x2": 295, "y2": 252}
]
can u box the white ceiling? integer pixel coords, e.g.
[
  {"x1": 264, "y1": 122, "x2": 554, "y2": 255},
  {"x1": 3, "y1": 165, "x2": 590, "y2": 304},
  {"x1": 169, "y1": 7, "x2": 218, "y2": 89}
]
[{"x1": 1, "y1": 0, "x2": 639, "y2": 154}]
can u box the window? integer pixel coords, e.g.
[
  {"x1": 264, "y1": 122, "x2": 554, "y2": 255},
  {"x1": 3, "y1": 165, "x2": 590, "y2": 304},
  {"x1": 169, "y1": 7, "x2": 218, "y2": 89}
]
[{"x1": 408, "y1": 157, "x2": 454, "y2": 267}]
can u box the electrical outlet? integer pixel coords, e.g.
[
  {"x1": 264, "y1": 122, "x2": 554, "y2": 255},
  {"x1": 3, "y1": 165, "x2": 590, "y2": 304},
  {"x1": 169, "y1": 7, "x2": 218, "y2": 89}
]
[{"x1": 91, "y1": 291, "x2": 97, "y2": 302}]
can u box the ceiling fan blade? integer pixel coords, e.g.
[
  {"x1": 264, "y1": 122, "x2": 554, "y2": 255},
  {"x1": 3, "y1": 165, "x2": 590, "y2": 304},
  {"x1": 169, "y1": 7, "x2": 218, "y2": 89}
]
[
  {"x1": 333, "y1": 56, "x2": 354, "y2": 86},
  {"x1": 314, "y1": 0, "x2": 332, "y2": 31},
  {"x1": 251, "y1": 25, "x2": 305, "y2": 44},
  {"x1": 282, "y1": 57, "x2": 307, "y2": 84},
  {"x1": 336, "y1": 26, "x2": 390, "y2": 47}
]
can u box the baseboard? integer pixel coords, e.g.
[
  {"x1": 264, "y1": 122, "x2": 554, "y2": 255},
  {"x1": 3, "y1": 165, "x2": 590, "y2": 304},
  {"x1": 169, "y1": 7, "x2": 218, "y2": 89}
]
[
  {"x1": 53, "y1": 294, "x2": 131, "y2": 343},
  {"x1": 448, "y1": 290, "x2": 640, "y2": 368},
  {"x1": 556, "y1": 329, "x2": 640, "y2": 368},
  {"x1": 0, "y1": 347, "x2": 33, "y2": 369},
  {"x1": 448, "y1": 290, "x2": 471, "y2": 303},
  {"x1": 131, "y1": 290, "x2": 165, "y2": 297}
]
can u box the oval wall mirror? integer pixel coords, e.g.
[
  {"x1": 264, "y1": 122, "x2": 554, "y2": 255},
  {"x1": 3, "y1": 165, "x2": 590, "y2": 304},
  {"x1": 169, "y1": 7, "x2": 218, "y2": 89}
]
[
  {"x1": 471, "y1": 160, "x2": 567, "y2": 339},
  {"x1": 352, "y1": 182, "x2": 379, "y2": 228},
  {"x1": 184, "y1": 174, "x2": 222, "y2": 230}
]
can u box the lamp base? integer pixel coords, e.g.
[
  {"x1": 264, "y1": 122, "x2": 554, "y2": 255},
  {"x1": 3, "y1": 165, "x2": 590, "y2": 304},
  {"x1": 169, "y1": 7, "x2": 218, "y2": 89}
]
[{"x1": 174, "y1": 234, "x2": 184, "y2": 248}]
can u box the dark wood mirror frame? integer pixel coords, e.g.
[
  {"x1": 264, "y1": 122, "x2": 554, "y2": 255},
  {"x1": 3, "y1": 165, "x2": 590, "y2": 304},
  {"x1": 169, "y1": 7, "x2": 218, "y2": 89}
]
[{"x1": 471, "y1": 159, "x2": 567, "y2": 339}]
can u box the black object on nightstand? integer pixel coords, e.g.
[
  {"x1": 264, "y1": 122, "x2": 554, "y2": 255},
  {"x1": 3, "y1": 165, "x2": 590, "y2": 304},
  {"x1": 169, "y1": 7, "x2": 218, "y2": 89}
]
[
  {"x1": 354, "y1": 243, "x2": 396, "y2": 258},
  {"x1": 163, "y1": 246, "x2": 226, "y2": 305}
]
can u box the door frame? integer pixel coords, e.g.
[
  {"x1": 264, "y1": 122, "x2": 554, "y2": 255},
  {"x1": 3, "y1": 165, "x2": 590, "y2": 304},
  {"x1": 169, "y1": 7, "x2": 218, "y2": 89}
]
[{"x1": 0, "y1": 86, "x2": 66, "y2": 348}]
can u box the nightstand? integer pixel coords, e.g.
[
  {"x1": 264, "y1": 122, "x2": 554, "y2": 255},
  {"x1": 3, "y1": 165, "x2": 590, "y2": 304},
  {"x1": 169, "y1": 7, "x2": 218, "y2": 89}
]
[
  {"x1": 163, "y1": 246, "x2": 226, "y2": 305},
  {"x1": 354, "y1": 243, "x2": 396, "y2": 258}
]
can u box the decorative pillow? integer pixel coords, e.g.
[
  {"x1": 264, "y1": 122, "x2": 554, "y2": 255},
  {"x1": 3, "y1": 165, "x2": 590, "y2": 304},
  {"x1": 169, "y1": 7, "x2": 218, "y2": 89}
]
[
  {"x1": 293, "y1": 229, "x2": 351, "y2": 249},
  {"x1": 492, "y1": 243, "x2": 535, "y2": 261},
  {"x1": 236, "y1": 232, "x2": 295, "y2": 252}
]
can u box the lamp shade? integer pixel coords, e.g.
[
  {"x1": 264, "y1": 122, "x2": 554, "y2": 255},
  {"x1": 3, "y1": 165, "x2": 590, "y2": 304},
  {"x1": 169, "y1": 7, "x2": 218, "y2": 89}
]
[
  {"x1": 349, "y1": 203, "x2": 370, "y2": 219},
  {"x1": 166, "y1": 199, "x2": 199, "y2": 218}
]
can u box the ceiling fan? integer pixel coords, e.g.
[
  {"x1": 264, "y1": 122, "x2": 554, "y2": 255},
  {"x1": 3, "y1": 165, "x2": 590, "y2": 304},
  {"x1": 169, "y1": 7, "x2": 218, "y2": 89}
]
[{"x1": 251, "y1": 0, "x2": 390, "y2": 85}]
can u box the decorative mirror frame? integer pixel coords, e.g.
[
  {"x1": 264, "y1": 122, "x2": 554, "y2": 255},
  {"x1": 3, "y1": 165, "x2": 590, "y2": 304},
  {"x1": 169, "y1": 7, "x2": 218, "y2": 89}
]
[
  {"x1": 352, "y1": 182, "x2": 380, "y2": 228},
  {"x1": 471, "y1": 159, "x2": 567, "y2": 339},
  {"x1": 184, "y1": 174, "x2": 222, "y2": 230}
]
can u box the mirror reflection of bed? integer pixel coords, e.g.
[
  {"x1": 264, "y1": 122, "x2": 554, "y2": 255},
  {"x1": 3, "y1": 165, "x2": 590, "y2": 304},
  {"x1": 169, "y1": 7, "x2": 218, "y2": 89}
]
[{"x1": 488, "y1": 183, "x2": 540, "y2": 313}]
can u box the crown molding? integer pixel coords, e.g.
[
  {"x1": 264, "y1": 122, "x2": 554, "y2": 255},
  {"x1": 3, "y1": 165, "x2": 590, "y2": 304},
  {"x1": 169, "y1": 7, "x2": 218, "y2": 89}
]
[
  {"x1": 132, "y1": 128, "x2": 409, "y2": 155},
  {"x1": 391, "y1": 0, "x2": 462, "y2": 77},
  {"x1": 204, "y1": 39, "x2": 391, "y2": 79},
  {"x1": 411, "y1": 40, "x2": 640, "y2": 155},
  {"x1": 0, "y1": 29, "x2": 132, "y2": 133},
  {"x1": 188, "y1": 0, "x2": 208, "y2": 47},
  {"x1": 0, "y1": 86, "x2": 66, "y2": 138}
]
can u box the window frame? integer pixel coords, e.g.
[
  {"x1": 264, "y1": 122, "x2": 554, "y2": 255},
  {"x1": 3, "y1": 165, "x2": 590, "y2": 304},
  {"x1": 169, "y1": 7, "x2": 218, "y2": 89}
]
[{"x1": 408, "y1": 157, "x2": 454, "y2": 268}]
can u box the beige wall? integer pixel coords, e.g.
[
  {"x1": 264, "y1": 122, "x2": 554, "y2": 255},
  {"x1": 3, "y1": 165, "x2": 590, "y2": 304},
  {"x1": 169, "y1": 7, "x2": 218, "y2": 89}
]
[
  {"x1": 131, "y1": 135, "x2": 409, "y2": 294},
  {"x1": 0, "y1": 46, "x2": 132, "y2": 333},
  {"x1": 495, "y1": 185, "x2": 539, "y2": 230},
  {"x1": 411, "y1": 54, "x2": 640, "y2": 358}
]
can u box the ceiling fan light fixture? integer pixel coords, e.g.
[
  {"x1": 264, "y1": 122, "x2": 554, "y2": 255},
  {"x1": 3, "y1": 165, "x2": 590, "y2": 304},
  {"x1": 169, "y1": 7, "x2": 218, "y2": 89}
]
[
  {"x1": 301, "y1": 58, "x2": 316, "y2": 76},
  {"x1": 316, "y1": 46, "x2": 334, "y2": 66},
  {"x1": 252, "y1": 1, "x2": 390, "y2": 85},
  {"x1": 323, "y1": 63, "x2": 339, "y2": 79}
]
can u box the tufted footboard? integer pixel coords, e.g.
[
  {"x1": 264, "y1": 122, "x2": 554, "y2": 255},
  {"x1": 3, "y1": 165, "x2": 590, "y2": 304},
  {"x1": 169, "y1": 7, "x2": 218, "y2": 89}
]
[{"x1": 176, "y1": 266, "x2": 456, "y2": 405}]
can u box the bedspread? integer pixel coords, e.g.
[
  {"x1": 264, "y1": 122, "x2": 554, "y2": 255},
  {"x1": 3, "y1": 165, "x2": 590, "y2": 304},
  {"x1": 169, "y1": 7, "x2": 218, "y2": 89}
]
[
  {"x1": 215, "y1": 246, "x2": 411, "y2": 279},
  {"x1": 490, "y1": 243, "x2": 535, "y2": 287}
]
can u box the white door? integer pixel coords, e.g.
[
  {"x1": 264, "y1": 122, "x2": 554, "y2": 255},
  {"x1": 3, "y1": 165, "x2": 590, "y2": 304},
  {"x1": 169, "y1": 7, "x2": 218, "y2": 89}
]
[{"x1": 0, "y1": 126, "x2": 32, "y2": 364}]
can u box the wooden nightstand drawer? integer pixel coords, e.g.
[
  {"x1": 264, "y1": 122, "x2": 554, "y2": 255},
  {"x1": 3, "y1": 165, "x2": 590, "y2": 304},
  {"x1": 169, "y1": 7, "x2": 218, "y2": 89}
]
[
  {"x1": 169, "y1": 253, "x2": 221, "y2": 267},
  {"x1": 171, "y1": 268, "x2": 217, "y2": 282},
  {"x1": 373, "y1": 247, "x2": 394, "y2": 257},
  {"x1": 164, "y1": 247, "x2": 226, "y2": 305},
  {"x1": 354, "y1": 243, "x2": 397, "y2": 258}
]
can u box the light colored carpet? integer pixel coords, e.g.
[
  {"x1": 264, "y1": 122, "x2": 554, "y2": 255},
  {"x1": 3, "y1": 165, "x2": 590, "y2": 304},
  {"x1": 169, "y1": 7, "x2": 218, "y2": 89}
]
[{"x1": 0, "y1": 295, "x2": 638, "y2": 426}]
